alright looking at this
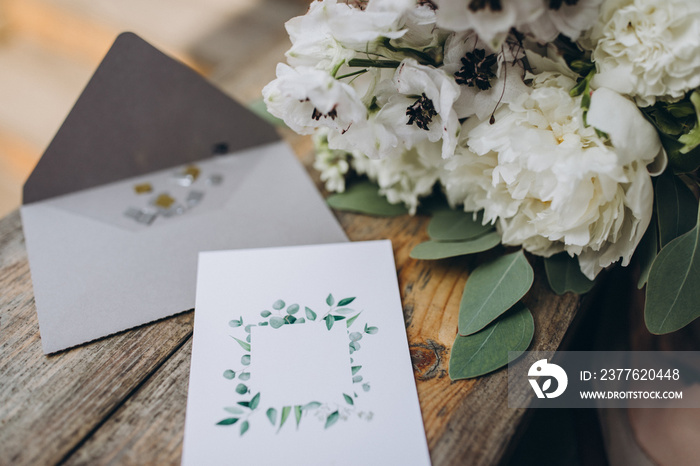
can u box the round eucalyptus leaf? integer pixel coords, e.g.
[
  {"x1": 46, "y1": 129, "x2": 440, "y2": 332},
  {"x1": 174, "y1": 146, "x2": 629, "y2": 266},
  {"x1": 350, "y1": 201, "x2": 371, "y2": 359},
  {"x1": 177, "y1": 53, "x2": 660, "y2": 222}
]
[
  {"x1": 235, "y1": 383, "x2": 248, "y2": 394},
  {"x1": 544, "y1": 253, "x2": 594, "y2": 295},
  {"x1": 241, "y1": 354, "x2": 251, "y2": 366},
  {"x1": 266, "y1": 408, "x2": 277, "y2": 425},
  {"x1": 287, "y1": 304, "x2": 300, "y2": 315},
  {"x1": 284, "y1": 315, "x2": 297, "y2": 324},
  {"x1": 410, "y1": 232, "x2": 501, "y2": 260},
  {"x1": 296, "y1": 317, "x2": 306, "y2": 324},
  {"x1": 459, "y1": 250, "x2": 534, "y2": 336},
  {"x1": 272, "y1": 299, "x2": 285, "y2": 310},
  {"x1": 228, "y1": 319, "x2": 242, "y2": 328},
  {"x1": 428, "y1": 210, "x2": 493, "y2": 241},
  {"x1": 260, "y1": 310, "x2": 272, "y2": 318},
  {"x1": 362, "y1": 383, "x2": 370, "y2": 392},
  {"x1": 238, "y1": 372, "x2": 250, "y2": 381},
  {"x1": 349, "y1": 332, "x2": 363, "y2": 342},
  {"x1": 449, "y1": 303, "x2": 534, "y2": 380},
  {"x1": 326, "y1": 181, "x2": 408, "y2": 216},
  {"x1": 352, "y1": 375, "x2": 363, "y2": 383},
  {"x1": 223, "y1": 370, "x2": 235, "y2": 380},
  {"x1": 270, "y1": 316, "x2": 285, "y2": 329}
]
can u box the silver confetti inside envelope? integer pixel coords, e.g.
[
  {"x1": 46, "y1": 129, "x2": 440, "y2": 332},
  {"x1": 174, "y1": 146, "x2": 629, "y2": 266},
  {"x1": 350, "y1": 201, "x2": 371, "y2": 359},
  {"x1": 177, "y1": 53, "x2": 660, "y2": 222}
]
[{"x1": 20, "y1": 33, "x2": 347, "y2": 354}]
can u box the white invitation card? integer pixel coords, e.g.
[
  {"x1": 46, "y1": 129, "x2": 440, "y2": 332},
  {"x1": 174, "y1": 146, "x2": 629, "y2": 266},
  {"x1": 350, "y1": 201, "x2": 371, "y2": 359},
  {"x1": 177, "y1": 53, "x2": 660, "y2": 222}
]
[{"x1": 182, "y1": 240, "x2": 431, "y2": 465}]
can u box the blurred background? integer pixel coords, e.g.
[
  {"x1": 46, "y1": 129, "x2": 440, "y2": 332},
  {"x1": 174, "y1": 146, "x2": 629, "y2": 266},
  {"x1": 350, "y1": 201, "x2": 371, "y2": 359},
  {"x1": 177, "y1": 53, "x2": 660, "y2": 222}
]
[{"x1": 0, "y1": 0, "x2": 310, "y2": 217}]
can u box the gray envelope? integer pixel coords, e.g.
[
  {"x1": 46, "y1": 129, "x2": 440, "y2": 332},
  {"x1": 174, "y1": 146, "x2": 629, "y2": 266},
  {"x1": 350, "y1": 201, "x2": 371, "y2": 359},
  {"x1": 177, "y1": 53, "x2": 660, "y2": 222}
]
[{"x1": 20, "y1": 33, "x2": 347, "y2": 354}]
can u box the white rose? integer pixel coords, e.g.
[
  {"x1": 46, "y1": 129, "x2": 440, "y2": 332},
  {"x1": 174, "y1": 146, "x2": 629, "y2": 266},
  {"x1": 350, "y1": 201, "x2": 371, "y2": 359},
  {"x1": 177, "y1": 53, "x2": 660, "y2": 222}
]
[
  {"x1": 441, "y1": 72, "x2": 663, "y2": 279},
  {"x1": 589, "y1": 0, "x2": 700, "y2": 106},
  {"x1": 263, "y1": 64, "x2": 366, "y2": 135}
]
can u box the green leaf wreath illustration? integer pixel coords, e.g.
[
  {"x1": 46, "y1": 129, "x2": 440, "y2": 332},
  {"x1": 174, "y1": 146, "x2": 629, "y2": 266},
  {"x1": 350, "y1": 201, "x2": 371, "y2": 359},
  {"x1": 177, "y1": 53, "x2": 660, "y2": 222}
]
[{"x1": 217, "y1": 294, "x2": 379, "y2": 434}]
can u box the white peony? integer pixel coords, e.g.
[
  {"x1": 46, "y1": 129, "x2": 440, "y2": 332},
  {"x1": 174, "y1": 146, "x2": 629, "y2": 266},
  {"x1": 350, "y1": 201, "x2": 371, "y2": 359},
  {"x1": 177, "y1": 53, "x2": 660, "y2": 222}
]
[
  {"x1": 353, "y1": 140, "x2": 444, "y2": 214},
  {"x1": 441, "y1": 72, "x2": 663, "y2": 279},
  {"x1": 263, "y1": 63, "x2": 366, "y2": 135},
  {"x1": 589, "y1": 0, "x2": 700, "y2": 106}
]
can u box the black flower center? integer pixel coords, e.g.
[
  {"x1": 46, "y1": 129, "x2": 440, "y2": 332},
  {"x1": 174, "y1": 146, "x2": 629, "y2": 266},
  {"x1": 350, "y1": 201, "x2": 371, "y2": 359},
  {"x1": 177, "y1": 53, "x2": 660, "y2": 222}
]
[
  {"x1": 311, "y1": 106, "x2": 338, "y2": 121},
  {"x1": 548, "y1": 0, "x2": 578, "y2": 10},
  {"x1": 454, "y1": 49, "x2": 497, "y2": 91},
  {"x1": 468, "y1": 0, "x2": 502, "y2": 12},
  {"x1": 406, "y1": 93, "x2": 437, "y2": 131}
]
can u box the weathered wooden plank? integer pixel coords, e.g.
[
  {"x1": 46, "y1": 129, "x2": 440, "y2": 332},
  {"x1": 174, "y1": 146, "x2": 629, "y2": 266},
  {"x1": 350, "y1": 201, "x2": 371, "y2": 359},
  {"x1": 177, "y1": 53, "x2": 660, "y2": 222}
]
[
  {"x1": 57, "y1": 138, "x2": 582, "y2": 465},
  {"x1": 62, "y1": 337, "x2": 193, "y2": 466},
  {"x1": 0, "y1": 210, "x2": 195, "y2": 465}
]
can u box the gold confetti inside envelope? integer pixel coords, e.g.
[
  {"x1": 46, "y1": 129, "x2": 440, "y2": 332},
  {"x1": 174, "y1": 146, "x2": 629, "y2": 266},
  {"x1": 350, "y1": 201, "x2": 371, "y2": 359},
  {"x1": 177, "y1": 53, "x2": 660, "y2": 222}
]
[
  {"x1": 183, "y1": 241, "x2": 431, "y2": 466},
  {"x1": 20, "y1": 33, "x2": 346, "y2": 354}
]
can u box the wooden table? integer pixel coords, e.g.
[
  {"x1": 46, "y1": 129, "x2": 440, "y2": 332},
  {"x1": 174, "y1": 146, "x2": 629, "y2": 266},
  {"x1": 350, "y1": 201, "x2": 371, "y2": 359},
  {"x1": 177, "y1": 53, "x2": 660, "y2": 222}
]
[{"x1": 0, "y1": 131, "x2": 586, "y2": 465}]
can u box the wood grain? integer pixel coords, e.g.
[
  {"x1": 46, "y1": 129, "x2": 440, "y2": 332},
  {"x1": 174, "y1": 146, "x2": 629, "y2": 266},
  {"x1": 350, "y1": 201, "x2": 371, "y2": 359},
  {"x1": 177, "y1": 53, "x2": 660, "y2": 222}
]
[{"x1": 0, "y1": 210, "x2": 194, "y2": 465}]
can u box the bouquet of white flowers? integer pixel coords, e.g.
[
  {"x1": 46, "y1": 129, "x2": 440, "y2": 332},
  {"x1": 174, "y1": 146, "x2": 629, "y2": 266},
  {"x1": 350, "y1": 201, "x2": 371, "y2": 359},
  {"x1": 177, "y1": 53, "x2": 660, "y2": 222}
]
[{"x1": 264, "y1": 0, "x2": 700, "y2": 378}]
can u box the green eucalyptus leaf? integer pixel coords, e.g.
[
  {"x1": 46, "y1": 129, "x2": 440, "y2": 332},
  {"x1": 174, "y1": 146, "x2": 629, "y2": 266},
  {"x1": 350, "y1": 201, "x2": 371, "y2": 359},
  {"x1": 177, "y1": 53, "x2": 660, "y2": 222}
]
[
  {"x1": 410, "y1": 232, "x2": 501, "y2": 260},
  {"x1": 346, "y1": 312, "x2": 362, "y2": 328},
  {"x1": 259, "y1": 321, "x2": 269, "y2": 326},
  {"x1": 352, "y1": 375, "x2": 363, "y2": 383},
  {"x1": 279, "y1": 406, "x2": 291, "y2": 431},
  {"x1": 223, "y1": 370, "x2": 236, "y2": 380},
  {"x1": 325, "y1": 315, "x2": 334, "y2": 330},
  {"x1": 272, "y1": 299, "x2": 285, "y2": 310},
  {"x1": 241, "y1": 354, "x2": 251, "y2": 366},
  {"x1": 270, "y1": 316, "x2": 285, "y2": 329},
  {"x1": 326, "y1": 294, "x2": 335, "y2": 306},
  {"x1": 362, "y1": 383, "x2": 370, "y2": 392},
  {"x1": 662, "y1": 133, "x2": 700, "y2": 173},
  {"x1": 250, "y1": 392, "x2": 261, "y2": 410},
  {"x1": 266, "y1": 408, "x2": 277, "y2": 425},
  {"x1": 324, "y1": 411, "x2": 340, "y2": 429},
  {"x1": 302, "y1": 401, "x2": 321, "y2": 410},
  {"x1": 544, "y1": 253, "x2": 595, "y2": 295},
  {"x1": 237, "y1": 401, "x2": 250, "y2": 408},
  {"x1": 338, "y1": 297, "x2": 356, "y2": 306},
  {"x1": 343, "y1": 393, "x2": 354, "y2": 405},
  {"x1": 294, "y1": 405, "x2": 303, "y2": 428},
  {"x1": 287, "y1": 304, "x2": 300, "y2": 315},
  {"x1": 636, "y1": 219, "x2": 659, "y2": 289},
  {"x1": 458, "y1": 251, "x2": 534, "y2": 336},
  {"x1": 351, "y1": 365, "x2": 362, "y2": 375},
  {"x1": 284, "y1": 315, "x2": 297, "y2": 325},
  {"x1": 228, "y1": 319, "x2": 242, "y2": 328},
  {"x1": 349, "y1": 332, "x2": 363, "y2": 342},
  {"x1": 449, "y1": 303, "x2": 534, "y2": 380},
  {"x1": 655, "y1": 171, "x2": 698, "y2": 247},
  {"x1": 645, "y1": 208, "x2": 700, "y2": 334},
  {"x1": 231, "y1": 336, "x2": 251, "y2": 352},
  {"x1": 427, "y1": 210, "x2": 493, "y2": 242},
  {"x1": 296, "y1": 317, "x2": 306, "y2": 324},
  {"x1": 365, "y1": 326, "x2": 378, "y2": 334},
  {"x1": 350, "y1": 341, "x2": 361, "y2": 352},
  {"x1": 305, "y1": 307, "x2": 317, "y2": 320},
  {"x1": 260, "y1": 310, "x2": 272, "y2": 318},
  {"x1": 235, "y1": 383, "x2": 248, "y2": 394},
  {"x1": 327, "y1": 181, "x2": 408, "y2": 216},
  {"x1": 332, "y1": 315, "x2": 345, "y2": 321},
  {"x1": 334, "y1": 307, "x2": 355, "y2": 314},
  {"x1": 216, "y1": 417, "x2": 239, "y2": 426},
  {"x1": 239, "y1": 372, "x2": 250, "y2": 381},
  {"x1": 224, "y1": 406, "x2": 244, "y2": 415},
  {"x1": 240, "y1": 420, "x2": 250, "y2": 435}
]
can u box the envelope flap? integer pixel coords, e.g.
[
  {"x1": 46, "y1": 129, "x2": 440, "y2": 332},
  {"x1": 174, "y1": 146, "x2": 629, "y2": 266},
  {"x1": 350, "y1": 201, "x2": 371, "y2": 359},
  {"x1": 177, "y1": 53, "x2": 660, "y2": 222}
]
[{"x1": 23, "y1": 32, "x2": 280, "y2": 204}]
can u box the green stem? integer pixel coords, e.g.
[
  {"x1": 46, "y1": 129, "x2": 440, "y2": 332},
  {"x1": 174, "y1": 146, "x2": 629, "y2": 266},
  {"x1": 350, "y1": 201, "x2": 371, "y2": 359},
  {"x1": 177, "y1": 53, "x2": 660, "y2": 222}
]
[
  {"x1": 336, "y1": 69, "x2": 369, "y2": 80},
  {"x1": 331, "y1": 59, "x2": 346, "y2": 78},
  {"x1": 348, "y1": 58, "x2": 401, "y2": 68}
]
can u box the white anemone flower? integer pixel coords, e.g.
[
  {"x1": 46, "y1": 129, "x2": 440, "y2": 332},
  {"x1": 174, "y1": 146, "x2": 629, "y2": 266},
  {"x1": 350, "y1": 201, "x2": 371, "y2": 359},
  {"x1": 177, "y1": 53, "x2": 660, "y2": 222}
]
[
  {"x1": 441, "y1": 72, "x2": 664, "y2": 279},
  {"x1": 285, "y1": 0, "x2": 407, "y2": 71},
  {"x1": 263, "y1": 64, "x2": 367, "y2": 135}
]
